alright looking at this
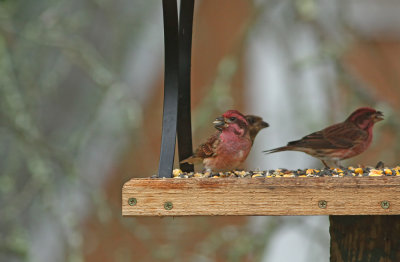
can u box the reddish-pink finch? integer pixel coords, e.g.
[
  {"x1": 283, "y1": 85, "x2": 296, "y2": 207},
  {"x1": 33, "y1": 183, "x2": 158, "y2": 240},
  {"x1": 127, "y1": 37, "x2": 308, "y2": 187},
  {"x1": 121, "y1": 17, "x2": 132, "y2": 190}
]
[
  {"x1": 246, "y1": 115, "x2": 269, "y2": 144},
  {"x1": 263, "y1": 107, "x2": 384, "y2": 168},
  {"x1": 181, "y1": 110, "x2": 255, "y2": 172}
]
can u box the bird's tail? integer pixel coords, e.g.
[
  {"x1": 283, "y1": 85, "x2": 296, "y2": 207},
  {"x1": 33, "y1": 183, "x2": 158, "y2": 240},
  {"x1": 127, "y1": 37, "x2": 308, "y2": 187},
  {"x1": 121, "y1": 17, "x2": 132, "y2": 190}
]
[
  {"x1": 180, "y1": 155, "x2": 202, "y2": 165},
  {"x1": 262, "y1": 146, "x2": 293, "y2": 154}
]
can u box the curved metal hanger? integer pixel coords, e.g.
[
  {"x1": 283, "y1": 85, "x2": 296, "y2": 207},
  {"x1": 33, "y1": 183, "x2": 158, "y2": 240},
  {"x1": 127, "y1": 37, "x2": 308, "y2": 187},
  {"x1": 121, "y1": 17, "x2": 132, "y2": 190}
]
[{"x1": 158, "y1": 0, "x2": 195, "y2": 178}]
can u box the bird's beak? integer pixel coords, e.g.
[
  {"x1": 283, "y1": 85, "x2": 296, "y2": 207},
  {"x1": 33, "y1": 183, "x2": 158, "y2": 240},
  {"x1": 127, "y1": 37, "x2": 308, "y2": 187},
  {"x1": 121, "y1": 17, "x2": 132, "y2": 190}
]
[
  {"x1": 213, "y1": 116, "x2": 226, "y2": 130},
  {"x1": 260, "y1": 121, "x2": 269, "y2": 128},
  {"x1": 373, "y1": 111, "x2": 384, "y2": 122}
]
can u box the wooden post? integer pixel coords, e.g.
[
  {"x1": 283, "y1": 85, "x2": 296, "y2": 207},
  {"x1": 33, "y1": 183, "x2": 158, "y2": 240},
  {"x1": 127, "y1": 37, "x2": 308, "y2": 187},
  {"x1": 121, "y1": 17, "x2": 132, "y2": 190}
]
[{"x1": 329, "y1": 215, "x2": 400, "y2": 262}]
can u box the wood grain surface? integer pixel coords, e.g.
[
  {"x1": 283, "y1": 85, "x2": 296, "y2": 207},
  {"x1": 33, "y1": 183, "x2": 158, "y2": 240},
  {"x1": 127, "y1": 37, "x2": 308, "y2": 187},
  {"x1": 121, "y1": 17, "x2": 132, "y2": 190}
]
[{"x1": 122, "y1": 177, "x2": 400, "y2": 216}]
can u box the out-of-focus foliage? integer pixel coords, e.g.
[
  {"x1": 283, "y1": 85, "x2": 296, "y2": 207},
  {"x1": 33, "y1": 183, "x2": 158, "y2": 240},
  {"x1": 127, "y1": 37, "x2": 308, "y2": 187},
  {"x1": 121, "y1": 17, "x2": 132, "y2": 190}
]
[{"x1": 0, "y1": 0, "x2": 156, "y2": 261}]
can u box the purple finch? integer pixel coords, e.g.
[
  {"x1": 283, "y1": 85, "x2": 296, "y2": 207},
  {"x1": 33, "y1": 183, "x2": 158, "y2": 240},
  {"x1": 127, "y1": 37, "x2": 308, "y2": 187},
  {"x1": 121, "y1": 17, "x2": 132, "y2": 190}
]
[
  {"x1": 181, "y1": 110, "x2": 255, "y2": 172},
  {"x1": 263, "y1": 107, "x2": 384, "y2": 167}
]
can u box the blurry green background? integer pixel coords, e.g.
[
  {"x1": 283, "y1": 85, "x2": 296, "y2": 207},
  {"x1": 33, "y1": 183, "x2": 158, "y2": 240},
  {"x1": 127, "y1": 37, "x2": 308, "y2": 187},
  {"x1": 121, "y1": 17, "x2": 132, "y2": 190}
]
[{"x1": 1, "y1": 0, "x2": 399, "y2": 261}]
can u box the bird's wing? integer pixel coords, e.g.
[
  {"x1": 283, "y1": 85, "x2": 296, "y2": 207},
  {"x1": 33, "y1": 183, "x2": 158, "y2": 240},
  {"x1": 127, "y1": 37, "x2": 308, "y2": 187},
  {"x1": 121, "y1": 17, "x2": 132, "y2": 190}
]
[
  {"x1": 286, "y1": 122, "x2": 366, "y2": 149},
  {"x1": 180, "y1": 132, "x2": 220, "y2": 164},
  {"x1": 194, "y1": 132, "x2": 220, "y2": 159},
  {"x1": 323, "y1": 122, "x2": 368, "y2": 148}
]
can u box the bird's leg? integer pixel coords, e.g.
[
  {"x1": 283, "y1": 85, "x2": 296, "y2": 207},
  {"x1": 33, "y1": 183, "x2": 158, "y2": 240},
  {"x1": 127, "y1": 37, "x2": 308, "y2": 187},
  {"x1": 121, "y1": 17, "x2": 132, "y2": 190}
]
[
  {"x1": 334, "y1": 160, "x2": 345, "y2": 169},
  {"x1": 321, "y1": 160, "x2": 330, "y2": 169}
]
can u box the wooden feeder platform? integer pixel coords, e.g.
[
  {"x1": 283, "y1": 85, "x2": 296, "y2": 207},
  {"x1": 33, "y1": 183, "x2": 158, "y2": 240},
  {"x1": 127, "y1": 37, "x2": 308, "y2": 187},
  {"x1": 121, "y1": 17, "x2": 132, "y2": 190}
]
[{"x1": 122, "y1": 167, "x2": 400, "y2": 217}]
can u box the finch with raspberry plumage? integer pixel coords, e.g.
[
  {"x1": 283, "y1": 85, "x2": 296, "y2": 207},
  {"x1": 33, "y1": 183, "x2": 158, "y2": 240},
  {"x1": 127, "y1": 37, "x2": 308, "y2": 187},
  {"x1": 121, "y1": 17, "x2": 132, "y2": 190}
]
[
  {"x1": 181, "y1": 110, "x2": 260, "y2": 172},
  {"x1": 263, "y1": 107, "x2": 383, "y2": 168}
]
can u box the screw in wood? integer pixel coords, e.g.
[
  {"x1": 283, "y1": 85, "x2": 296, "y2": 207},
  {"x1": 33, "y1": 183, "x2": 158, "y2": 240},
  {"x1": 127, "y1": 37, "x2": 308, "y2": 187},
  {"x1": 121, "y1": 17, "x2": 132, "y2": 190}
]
[
  {"x1": 164, "y1": 201, "x2": 173, "y2": 210},
  {"x1": 381, "y1": 200, "x2": 390, "y2": 209},
  {"x1": 318, "y1": 200, "x2": 327, "y2": 209},
  {"x1": 128, "y1": 198, "x2": 137, "y2": 206}
]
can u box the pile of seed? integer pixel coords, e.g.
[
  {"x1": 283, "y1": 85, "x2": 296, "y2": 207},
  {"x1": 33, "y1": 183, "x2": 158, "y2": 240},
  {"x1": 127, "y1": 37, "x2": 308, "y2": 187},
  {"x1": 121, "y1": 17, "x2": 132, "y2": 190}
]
[{"x1": 152, "y1": 166, "x2": 400, "y2": 179}]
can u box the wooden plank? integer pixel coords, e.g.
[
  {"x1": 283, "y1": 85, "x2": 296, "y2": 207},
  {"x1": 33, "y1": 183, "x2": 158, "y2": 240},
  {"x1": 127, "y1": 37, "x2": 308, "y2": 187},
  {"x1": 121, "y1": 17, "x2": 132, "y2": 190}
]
[
  {"x1": 329, "y1": 215, "x2": 400, "y2": 262},
  {"x1": 122, "y1": 177, "x2": 400, "y2": 216}
]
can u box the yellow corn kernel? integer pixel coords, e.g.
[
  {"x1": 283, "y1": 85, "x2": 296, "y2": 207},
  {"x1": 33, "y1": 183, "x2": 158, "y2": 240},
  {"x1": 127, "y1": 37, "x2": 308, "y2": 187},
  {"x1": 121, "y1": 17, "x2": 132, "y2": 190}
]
[
  {"x1": 384, "y1": 169, "x2": 392, "y2": 175},
  {"x1": 252, "y1": 174, "x2": 263, "y2": 178},
  {"x1": 306, "y1": 169, "x2": 314, "y2": 174},
  {"x1": 369, "y1": 170, "x2": 383, "y2": 176},
  {"x1": 354, "y1": 168, "x2": 363, "y2": 175},
  {"x1": 172, "y1": 169, "x2": 182, "y2": 177}
]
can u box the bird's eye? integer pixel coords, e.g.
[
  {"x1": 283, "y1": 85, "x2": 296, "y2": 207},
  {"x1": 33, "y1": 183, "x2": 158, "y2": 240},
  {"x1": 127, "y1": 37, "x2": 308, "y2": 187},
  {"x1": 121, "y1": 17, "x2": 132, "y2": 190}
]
[
  {"x1": 247, "y1": 118, "x2": 254, "y2": 124},
  {"x1": 229, "y1": 117, "x2": 236, "y2": 122}
]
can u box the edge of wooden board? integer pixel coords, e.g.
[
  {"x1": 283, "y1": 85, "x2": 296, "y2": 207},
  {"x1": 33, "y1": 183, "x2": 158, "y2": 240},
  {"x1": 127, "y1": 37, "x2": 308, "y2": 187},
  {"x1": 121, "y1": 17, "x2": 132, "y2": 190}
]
[{"x1": 122, "y1": 177, "x2": 400, "y2": 216}]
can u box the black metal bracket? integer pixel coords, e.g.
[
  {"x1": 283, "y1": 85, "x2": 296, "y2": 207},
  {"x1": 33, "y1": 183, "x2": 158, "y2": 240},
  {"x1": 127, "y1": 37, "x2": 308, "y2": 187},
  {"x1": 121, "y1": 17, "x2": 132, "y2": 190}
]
[
  {"x1": 158, "y1": 0, "x2": 195, "y2": 178},
  {"x1": 177, "y1": 0, "x2": 195, "y2": 173}
]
